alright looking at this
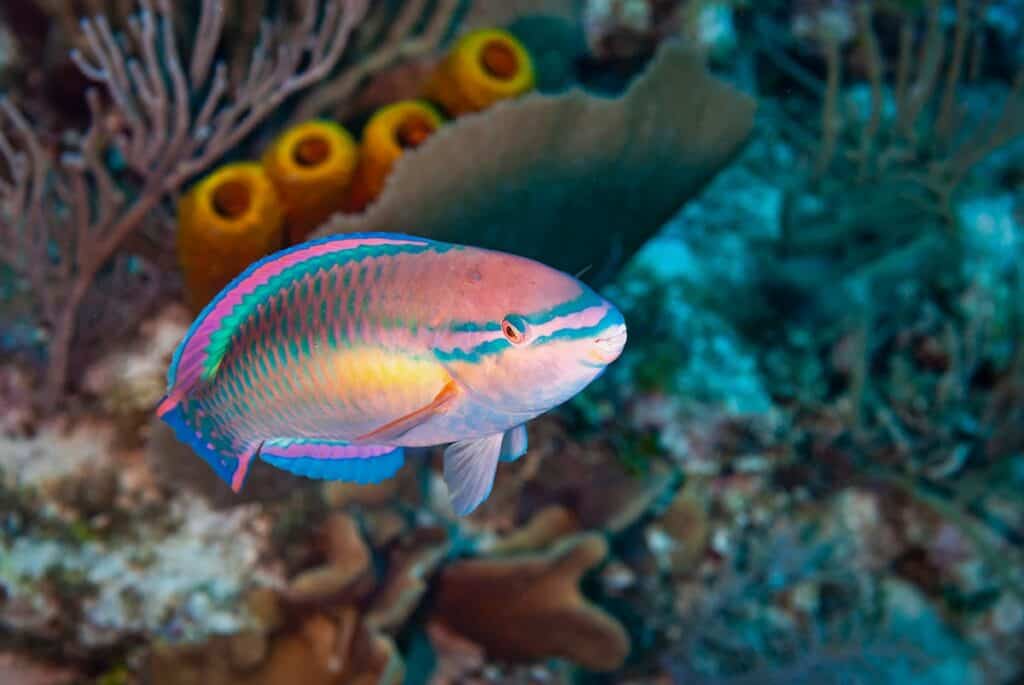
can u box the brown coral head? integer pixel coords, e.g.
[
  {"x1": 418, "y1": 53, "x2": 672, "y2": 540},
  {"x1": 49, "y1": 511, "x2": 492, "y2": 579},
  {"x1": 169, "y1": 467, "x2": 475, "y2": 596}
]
[
  {"x1": 433, "y1": 533, "x2": 631, "y2": 671},
  {"x1": 285, "y1": 513, "x2": 374, "y2": 606},
  {"x1": 480, "y1": 39, "x2": 519, "y2": 80},
  {"x1": 293, "y1": 135, "x2": 332, "y2": 167},
  {"x1": 211, "y1": 178, "x2": 253, "y2": 219}
]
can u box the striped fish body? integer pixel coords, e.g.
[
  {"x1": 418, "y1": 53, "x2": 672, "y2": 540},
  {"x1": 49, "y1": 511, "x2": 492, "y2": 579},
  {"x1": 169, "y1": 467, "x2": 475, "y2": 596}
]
[{"x1": 158, "y1": 233, "x2": 627, "y2": 514}]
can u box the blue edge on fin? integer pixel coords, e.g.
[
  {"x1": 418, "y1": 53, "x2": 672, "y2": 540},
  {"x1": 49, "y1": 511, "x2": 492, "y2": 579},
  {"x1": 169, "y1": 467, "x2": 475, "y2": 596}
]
[
  {"x1": 162, "y1": 403, "x2": 239, "y2": 485},
  {"x1": 261, "y1": 447, "x2": 405, "y2": 485},
  {"x1": 162, "y1": 404, "x2": 405, "y2": 488}
]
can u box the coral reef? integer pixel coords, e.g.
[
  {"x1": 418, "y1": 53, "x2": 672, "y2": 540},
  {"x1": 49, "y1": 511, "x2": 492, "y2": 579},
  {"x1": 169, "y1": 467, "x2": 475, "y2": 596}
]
[
  {"x1": 0, "y1": 0, "x2": 368, "y2": 404},
  {"x1": 1, "y1": 1, "x2": 1023, "y2": 684}
]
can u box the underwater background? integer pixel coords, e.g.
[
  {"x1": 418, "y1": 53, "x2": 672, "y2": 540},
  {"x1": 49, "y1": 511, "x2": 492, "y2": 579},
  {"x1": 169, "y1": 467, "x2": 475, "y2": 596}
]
[{"x1": 1, "y1": 0, "x2": 1023, "y2": 682}]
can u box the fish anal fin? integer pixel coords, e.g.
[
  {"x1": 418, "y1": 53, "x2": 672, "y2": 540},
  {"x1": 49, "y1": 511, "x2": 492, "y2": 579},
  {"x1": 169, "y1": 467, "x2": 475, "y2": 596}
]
[
  {"x1": 261, "y1": 438, "x2": 404, "y2": 485},
  {"x1": 355, "y1": 379, "x2": 460, "y2": 444},
  {"x1": 443, "y1": 433, "x2": 503, "y2": 516}
]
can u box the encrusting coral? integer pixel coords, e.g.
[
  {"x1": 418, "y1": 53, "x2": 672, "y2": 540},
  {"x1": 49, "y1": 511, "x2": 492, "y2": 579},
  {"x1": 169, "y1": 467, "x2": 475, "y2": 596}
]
[
  {"x1": 176, "y1": 162, "x2": 285, "y2": 313},
  {"x1": 432, "y1": 532, "x2": 631, "y2": 672},
  {"x1": 424, "y1": 28, "x2": 536, "y2": 116},
  {"x1": 313, "y1": 41, "x2": 756, "y2": 288},
  {"x1": 344, "y1": 99, "x2": 444, "y2": 212},
  {"x1": 262, "y1": 119, "x2": 359, "y2": 244}
]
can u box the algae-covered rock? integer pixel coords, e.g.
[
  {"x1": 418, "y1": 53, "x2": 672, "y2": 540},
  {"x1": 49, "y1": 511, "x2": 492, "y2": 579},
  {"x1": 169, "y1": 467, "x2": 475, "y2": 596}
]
[{"x1": 314, "y1": 42, "x2": 755, "y2": 287}]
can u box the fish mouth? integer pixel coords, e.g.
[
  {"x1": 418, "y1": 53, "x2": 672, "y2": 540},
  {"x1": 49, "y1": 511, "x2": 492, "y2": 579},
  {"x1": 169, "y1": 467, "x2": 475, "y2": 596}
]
[{"x1": 587, "y1": 324, "x2": 627, "y2": 365}]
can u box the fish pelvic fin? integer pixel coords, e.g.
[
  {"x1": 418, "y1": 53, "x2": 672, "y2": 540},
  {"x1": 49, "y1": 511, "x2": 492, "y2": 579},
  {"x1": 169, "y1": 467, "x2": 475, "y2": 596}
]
[
  {"x1": 443, "y1": 433, "x2": 503, "y2": 516},
  {"x1": 499, "y1": 424, "x2": 528, "y2": 462}
]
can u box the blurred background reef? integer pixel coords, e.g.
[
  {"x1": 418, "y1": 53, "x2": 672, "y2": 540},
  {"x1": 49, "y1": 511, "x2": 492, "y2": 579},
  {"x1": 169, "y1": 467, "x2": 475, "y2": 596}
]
[{"x1": 1, "y1": 0, "x2": 1023, "y2": 683}]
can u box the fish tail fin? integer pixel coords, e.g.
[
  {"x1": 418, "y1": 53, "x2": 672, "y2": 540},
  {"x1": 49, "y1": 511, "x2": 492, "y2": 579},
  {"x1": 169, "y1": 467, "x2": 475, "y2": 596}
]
[{"x1": 159, "y1": 398, "x2": 258, "y2": 493}]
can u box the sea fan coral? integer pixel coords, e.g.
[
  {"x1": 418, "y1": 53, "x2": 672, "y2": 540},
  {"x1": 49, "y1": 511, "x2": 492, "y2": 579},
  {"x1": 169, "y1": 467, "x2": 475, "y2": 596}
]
[
  {"x1": 0, "y1": 0, "x2": 368, "y2": 405},
  {"x1": 313, "y1": 42, "x2": 756, "y2": 287}
]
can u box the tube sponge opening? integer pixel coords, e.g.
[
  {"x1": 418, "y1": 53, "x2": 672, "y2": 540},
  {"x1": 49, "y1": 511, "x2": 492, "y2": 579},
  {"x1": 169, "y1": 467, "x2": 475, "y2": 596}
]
[
  {"x1": 177, "y1": 162, "x2": 284, "y2": 313},
  {"x1": 345, "y1": 100, "x2": 444, "y2": 213},
  {"x1": 262, "y1": 120, "x2": 359, "y2": 244},
  {"x1": 426, "y1": 28, "x2": 536, "y2": 116}
]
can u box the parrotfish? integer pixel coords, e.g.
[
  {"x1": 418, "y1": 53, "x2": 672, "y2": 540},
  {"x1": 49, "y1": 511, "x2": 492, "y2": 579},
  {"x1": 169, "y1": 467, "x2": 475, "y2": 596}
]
[{"x1": 157, "y1": 233, "x2": 627, "y2": 515}]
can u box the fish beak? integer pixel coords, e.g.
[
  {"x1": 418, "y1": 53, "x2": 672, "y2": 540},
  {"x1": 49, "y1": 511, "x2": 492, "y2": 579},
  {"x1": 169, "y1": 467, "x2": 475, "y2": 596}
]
[{"x1": 590, "y1": 324, "x2": 627, "y2": 364}]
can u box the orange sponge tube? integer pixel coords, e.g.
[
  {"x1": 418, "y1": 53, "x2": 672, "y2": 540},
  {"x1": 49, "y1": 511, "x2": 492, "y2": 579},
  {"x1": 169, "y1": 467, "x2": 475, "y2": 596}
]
[
  {"x1": 262, "y1": 120, "x2": 359, "y2": 244},
  {"x1": 177, "y1": 162, "x2": 284, "y2": 313},
  {"x1": 425, "y1": 28, "x2": 535, "y2": 116},
  {"x1": 345, "y1": 100, "x2": 444, "y2": 212}
]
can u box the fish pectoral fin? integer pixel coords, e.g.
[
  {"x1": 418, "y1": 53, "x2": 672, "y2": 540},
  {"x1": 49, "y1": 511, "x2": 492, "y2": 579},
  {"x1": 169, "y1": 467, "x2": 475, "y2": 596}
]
[
  {"x1": 354, "y1": 379, "x2": 460, "y2": 444},
  {"x1": 443, "y1": 433, "x2": 504, "y2": 516},
  {"x1": 499, "y1": 424, "x2": 528, "y2": 462}
]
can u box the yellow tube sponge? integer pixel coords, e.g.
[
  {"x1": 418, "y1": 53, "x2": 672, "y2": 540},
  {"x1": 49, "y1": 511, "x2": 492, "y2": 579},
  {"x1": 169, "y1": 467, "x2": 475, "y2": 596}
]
[
  {"x1": 262, "y1": 120, "x2": 358, "y2": 244},
  {"x1": 345, "y1": 101, "x2": 443, "y2": 213},
  {"x1": 177, "y1": 162, "x2": 284, "y2": 313},
  {"x1": 425, "y1": 28, "x2": 535, "y2": 116}
]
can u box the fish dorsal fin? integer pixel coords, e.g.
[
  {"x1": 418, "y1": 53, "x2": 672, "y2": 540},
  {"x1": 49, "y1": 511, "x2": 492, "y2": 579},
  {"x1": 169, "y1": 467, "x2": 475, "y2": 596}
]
[
  {"x1": 499, "y1": 424, "x2": 528, "y2": 462},
  {"x1": 164, "y1": 233, "x2": 435, "y2": 400},
  {"x1": 355, "y1": 380, "x2": 460, "y2": 443},
  {"x1": 443, "y1": 434, "x2": 503, "y2": 516}
]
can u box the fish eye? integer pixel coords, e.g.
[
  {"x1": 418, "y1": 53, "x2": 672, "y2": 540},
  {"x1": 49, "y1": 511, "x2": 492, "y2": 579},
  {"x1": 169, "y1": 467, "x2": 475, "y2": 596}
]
[{"x1": 501, "y1": 315, "x2": 527, "y2": 344}]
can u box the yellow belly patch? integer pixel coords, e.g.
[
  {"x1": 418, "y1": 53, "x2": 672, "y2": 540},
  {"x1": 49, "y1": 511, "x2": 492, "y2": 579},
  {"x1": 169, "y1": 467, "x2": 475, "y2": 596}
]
[{"x1": 327, "y1": 347, "x2": 450, "y2": 415}]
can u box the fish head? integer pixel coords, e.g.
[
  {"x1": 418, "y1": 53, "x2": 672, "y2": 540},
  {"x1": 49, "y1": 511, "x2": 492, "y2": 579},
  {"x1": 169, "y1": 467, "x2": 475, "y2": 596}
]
[{"x1": 437, "y1": 249, "x2": 627, "y2": 417}]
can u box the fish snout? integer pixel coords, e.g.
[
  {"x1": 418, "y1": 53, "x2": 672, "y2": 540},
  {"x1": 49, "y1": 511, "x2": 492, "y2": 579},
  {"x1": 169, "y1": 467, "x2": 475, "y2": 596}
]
[{"x1": 590, "y1": 323, "x2": 627, "y2": 364}]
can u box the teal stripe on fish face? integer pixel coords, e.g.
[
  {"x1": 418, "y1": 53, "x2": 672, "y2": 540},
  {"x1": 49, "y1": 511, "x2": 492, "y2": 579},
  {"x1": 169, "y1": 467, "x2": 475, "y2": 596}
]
[
  {"x1": 430, "y1": 256, "x2": 627, "y2": 417},
  {"x1": 434, "y1": 289, "x2": 611, "y2": 363}
]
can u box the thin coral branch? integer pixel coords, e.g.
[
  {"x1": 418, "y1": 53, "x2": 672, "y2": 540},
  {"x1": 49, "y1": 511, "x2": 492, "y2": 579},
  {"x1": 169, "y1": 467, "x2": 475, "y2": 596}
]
[
  {"x1": 893, "y1": 19, "x2": 913, "y2": 116},
  {"x1": 855, "y1": 3, "x2": 883, "y2": 180},
  {"x1": 935, "y1": 0, "x2": 969, "y2": 144},
  {"x1": 947, "y1": 67, "x2": 1024, "y2": 184},
  {"x1": 899, "y1": 0, "x2": 945, "y2": 142},
  {"x1": 191, "y1": 0, "x2": 226, "y2": 84},
  {"x1": 816, "y1": 30, "x2": 842, "y2": 174},
  {"x1": 289, "y1": 0, "x2": 460, "y2": 124}
]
